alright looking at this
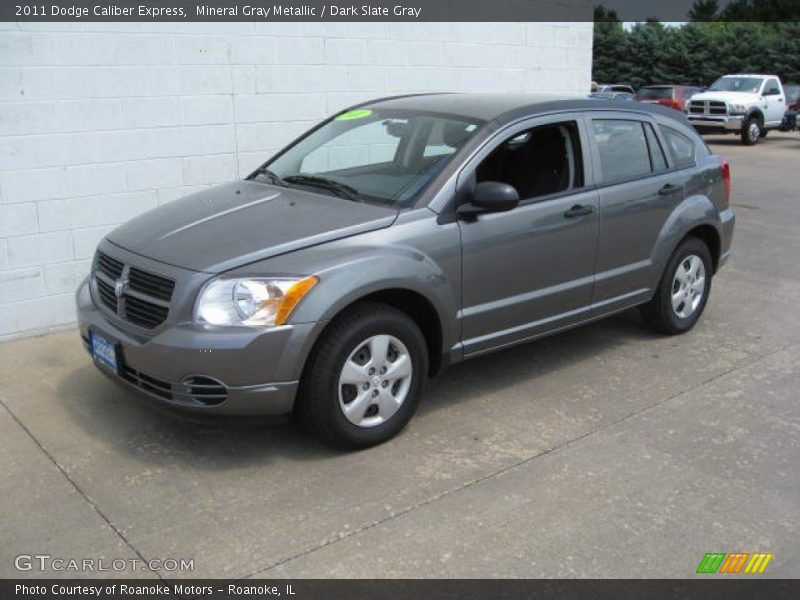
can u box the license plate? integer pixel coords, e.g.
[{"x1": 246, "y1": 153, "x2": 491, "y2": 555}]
[{"x1": 90, "y1": 331, "x2": 119, "y2": 373}]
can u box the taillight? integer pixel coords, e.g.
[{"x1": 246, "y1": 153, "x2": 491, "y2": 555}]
[{"x1": 721, "y1": 159, "x2": 731, "y2": 206}]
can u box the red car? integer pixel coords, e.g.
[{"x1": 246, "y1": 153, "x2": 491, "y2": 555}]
[{"x1": 636, "y1": 85, "x2": 704, "y2": 111}]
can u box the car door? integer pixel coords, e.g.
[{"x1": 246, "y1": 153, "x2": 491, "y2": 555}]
[
  {"x1": 456, "y1": 115, "x2": 600, "y2": 357},
  {"x1": 762, "y1": 78, "x2": 785, "y2": 127},
  {"x1": 589, "y1": 113, "x2": 692, "y2": 314}
]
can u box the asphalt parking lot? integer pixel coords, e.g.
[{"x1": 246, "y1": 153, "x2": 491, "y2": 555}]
[{"x1": 1, "y1": 131, "x2": 799, "y2": 580}]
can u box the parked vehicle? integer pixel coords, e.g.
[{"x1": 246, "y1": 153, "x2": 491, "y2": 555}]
[
  {"x1": 687, "y1": 74, "x2": 787, "y2": 145},
  {"x1": 636, "y1": 85, "x2": 704, "y2": 111},
  {"x1": 589, "y1": 91, "x2": 635, "y2": 101},
  {"x1": 779, "y1": 83, "x2": 799, "y2": 131},
  {"x1": 596, "y1": 84, "x2": 636, "y2": 95},
  {"x1": 77, "y1": 94, "x2": 735, "y2": 448}
]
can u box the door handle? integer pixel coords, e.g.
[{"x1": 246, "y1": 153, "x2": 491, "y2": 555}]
[
  {"x1": 563, "y1": 204, "x2": 595, "y2": 218},
  {"x1": 658, "y1": 183, "x2": 682, "y2": 196}
]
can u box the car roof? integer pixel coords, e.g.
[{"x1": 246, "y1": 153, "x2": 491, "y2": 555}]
[{"x1": 359, "y1": 92, "x2": 685, "y2": 126}]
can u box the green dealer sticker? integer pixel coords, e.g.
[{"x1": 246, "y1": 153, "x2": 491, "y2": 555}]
[{"x1": 335, "y1": 109, "x2": 373, "y2": 121}]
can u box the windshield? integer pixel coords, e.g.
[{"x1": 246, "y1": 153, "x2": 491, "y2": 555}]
[
  {"x1": 638, "y1": 87, "x2": 673, "y2": 99},
  {"x1": 709, "y1": 77, "x2": 764, "y2": 93},
  {"x1": 253, "y1": 109, "x2": 483, "y2": 207}
]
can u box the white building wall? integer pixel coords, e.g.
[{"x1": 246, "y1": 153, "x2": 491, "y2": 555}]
[{"x1": 0, "y1": 21, "x2": 593, "y2": 340}]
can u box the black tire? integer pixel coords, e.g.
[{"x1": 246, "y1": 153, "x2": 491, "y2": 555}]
[
  {"x1": 760, "y1": 129, "x2": 769, "y2": 139},
  {"x1": 641, "y1": 237, "x2": 713, "y2": 335},
  {"x1": 296, "y1": 301, "x2": 428, "y2": 449},
  {"x1": 741, "y1": 116, "x2": 762, "y2": 145}
]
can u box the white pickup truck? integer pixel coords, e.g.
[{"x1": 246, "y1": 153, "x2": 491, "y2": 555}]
[{"x1": 687, "y1": 74, "x2": 787, "y2": 145}]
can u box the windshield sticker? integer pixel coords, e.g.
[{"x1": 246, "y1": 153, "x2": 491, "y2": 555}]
[{"x1": 336, "y1": 109, "x2": 373, "y2": 121}]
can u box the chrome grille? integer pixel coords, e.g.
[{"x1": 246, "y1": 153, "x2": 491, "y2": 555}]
[
  {"x1": 689, "y1": 100, "x2": 728, "y2": 116},
  {"x1": 92, "y1": 251, "x2": 174, "y2": 330}
]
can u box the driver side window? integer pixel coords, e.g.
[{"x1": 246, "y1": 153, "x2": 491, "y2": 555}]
[
  {"x1": 764, "y1": 78, "x2": 781, "y2": 95},
  {"x1": 475, "y1": 121, "x2": 584, "y2": 201}
]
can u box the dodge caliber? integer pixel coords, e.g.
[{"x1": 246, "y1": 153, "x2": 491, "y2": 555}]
[{"x1": 77, "y1": 94, "x2": 735, "y2": 448}]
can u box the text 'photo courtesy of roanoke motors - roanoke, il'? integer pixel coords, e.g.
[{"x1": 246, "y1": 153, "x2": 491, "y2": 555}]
[{"x1": 0, "y1": 0, "x2": 799, "y2": 599}]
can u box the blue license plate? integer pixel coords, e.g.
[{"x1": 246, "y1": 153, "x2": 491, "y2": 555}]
[{"x1": 90, "y1": 331, "x2": 118, "y2": 373}]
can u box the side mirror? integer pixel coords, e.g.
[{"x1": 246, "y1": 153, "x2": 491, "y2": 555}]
[
  {"x1": 764, "y1": 88, "x2": 781, "y2": 96},
  {"x1": 458, "y1": 181, "x2": 520, "y2": 217}
]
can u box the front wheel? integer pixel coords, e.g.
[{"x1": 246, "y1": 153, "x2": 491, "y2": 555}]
[
  {"x1": 296, "y1": 301, "x2": 428, "y2": 449},
  {"x1": 741, "y1": 117, "x2": 762, "y2": 145},
  {"x1": 641, "y1": 237, "x2": 713, "y2": 335}
]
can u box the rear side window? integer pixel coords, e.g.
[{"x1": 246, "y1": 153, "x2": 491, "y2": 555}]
[
  {"x1": 591, "y1": 120, "x2": 652, "y2": 184},
  {"x1": 660, "y1": 126, "x2": 696, "y2": 168},
  {"x1": 643, "y1": 123, "x2": 668, "y2": 172}
]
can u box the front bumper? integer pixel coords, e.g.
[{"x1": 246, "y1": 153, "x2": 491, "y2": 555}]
[
  {"x1": 687, "y1": 115, "x2": 744, "y2": 131},
  {"x1": 76, "y1": 277, "x2": 325, "y2": 416}
]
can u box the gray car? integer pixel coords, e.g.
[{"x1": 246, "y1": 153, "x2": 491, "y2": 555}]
[{"x1": 76, "y1": 93, "x2": 735, "y2": 448}]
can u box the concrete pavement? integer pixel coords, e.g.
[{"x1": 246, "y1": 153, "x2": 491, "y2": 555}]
[{"x1": 1, "y1": 132, "x2": 798, "y2": 579}]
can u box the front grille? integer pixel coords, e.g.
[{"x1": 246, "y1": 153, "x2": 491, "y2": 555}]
[
  {"x1": 121, "y1": 365, "x2": 173, "y2": 400},
  {"x1": 129, "y1": 267, "x2": 175, "y2": 302},
  {"x1": 96, "y1": 277, "x2": 118, "y2": 312},
  {"x1": 689, "y1": 100, "x2": 728, "y2": 116},
  {"x1": 124, "y1": 295, "x2": 169, "y2": 329},
  {"x1": 96, "y1": 251, "x2": 124, "y2": 279},
  {"x1": 92, "y1": 250, "x2": 175, "y2": 330},
  {"x1": 121, "y1": 366, "x2": 227, "y2": 405}
]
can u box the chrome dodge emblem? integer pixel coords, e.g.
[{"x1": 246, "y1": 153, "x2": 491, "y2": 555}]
[{"x1": 114, "y1": 278, "x2": 128, "y2": 298}]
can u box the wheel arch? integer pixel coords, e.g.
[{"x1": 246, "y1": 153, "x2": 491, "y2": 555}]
[
  {"x1": 684, "y1": 223, "x2": 721, "y2": 273},
  {"x1": 650, "y1": 194, "x2": 723, "y2": 289},
  {"x1": 744, "y1": 107, "x2": 765, "y2": 125}
]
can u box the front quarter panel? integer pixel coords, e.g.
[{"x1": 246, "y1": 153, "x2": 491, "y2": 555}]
[{"x1": 224, "y1": 208, "x2": 463, "y2": 364}]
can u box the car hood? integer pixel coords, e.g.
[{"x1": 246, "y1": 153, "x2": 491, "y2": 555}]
[
  {"x1": 689, "y1": 91, "x2": 761, "y2": 103},
  {"x1": 107, "y1": 181, "x2": 399, "y2": 273}
]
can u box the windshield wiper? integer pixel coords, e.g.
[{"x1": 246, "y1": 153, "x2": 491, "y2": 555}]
[
  {"x1": 282, "y1": 175, "x2": 361, "y2": 201},
  {"x1": 250, "y1": 167, "x2": 288, "y2": 187}
]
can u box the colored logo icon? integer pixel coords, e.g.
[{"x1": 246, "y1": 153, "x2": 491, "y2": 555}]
[{"x1": 696, "y1": 552, "x2": 773, "y2": 574}]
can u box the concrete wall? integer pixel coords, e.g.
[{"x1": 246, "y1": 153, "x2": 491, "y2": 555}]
[{"x1": 0, "y1": 21, "x2": 593, "y2": 341}]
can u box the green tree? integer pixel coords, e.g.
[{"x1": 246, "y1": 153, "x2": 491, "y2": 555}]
[
  {"x1": 688, "y1": 0, "x2": 719, "y2": 21},
  {"x1": 592, "y1": 5, "x2": 630, "y2": 84}
]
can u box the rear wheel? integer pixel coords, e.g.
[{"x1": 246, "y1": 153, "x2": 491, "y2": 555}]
[
  {"x1": 641, "y1": 237, "x2": 713, "y2": 335},
  {"x1": 296, "y1": 301, "x2": 427, "y2": 449},
  {"x1": 741, "y1": 116, "x2": 762, "y2": 145}
]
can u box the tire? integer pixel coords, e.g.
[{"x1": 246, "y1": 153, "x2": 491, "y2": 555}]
[
  {"x1": 760, "y1": 129, "x2": 769, "y2": 139},
  {"x1": 741, "y1": 116, "x2": 762, "y2": 145},
  {"x1": 296, "y1": 301, "x2": 428, "y2": 449},
  {"x1": 641, "y1": 237, "x2": 713, "y2": 335}
]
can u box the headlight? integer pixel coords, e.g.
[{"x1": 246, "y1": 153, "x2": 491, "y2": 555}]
[
  {"x1": 729, "y1": 103, "x2": 747, "y2": 115},
  {"x1": 196, "y1": 276, "x2": 318, "y2": 327}
]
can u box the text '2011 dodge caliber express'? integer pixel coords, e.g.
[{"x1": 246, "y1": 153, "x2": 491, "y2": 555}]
[{"x1": 77, "y1": 94, "x2": 735, "y2": 448}]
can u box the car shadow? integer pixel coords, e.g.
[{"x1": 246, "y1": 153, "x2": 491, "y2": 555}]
[{"x1": 57, "y1": 309, "x2": 659, "y2": 468}]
